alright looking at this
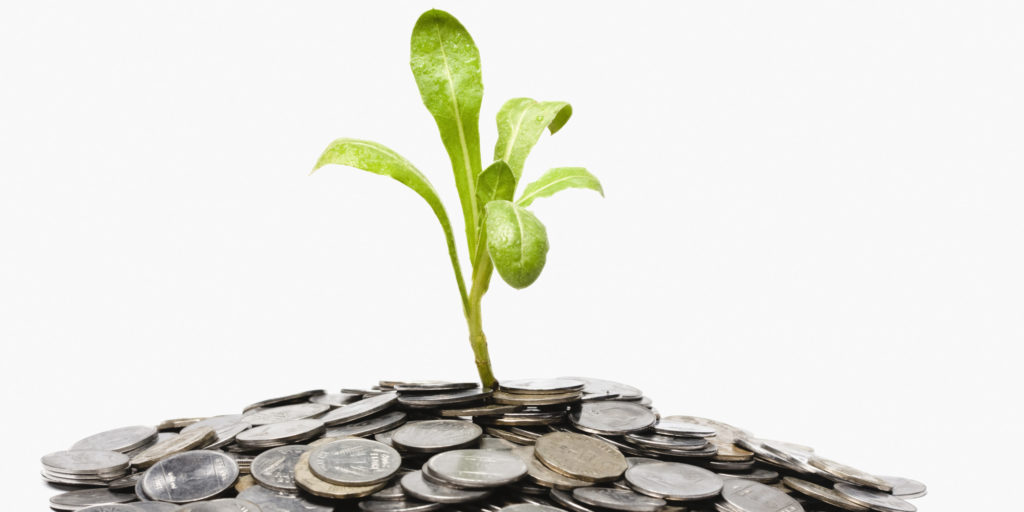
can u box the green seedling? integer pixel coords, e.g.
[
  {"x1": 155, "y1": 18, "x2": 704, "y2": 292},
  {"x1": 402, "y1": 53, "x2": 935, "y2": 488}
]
[{"x1": 312, "y1": 9, "x2": 603, "y2": 389}]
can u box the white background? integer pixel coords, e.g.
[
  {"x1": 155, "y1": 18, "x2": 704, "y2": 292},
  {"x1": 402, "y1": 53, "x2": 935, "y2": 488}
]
[{"x1": 2, "y1": 1, "x2": 1022, "y2": 509}]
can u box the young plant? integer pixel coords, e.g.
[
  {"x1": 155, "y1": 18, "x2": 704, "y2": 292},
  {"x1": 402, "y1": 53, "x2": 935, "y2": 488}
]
[{"x1": 312, "y1": 9, "x2": 603, "y2": 389}]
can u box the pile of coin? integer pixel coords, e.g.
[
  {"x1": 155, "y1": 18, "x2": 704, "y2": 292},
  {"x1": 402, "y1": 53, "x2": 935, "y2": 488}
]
[{"x1": 41, "y1": 377, "x2": 927, "y2": 512}]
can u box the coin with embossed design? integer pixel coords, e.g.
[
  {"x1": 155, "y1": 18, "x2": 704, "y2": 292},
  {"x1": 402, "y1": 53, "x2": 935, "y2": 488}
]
[
  {"x1": 425, "y1": 449, "x2": 527, "y2": 489},
  {"x1": 568, "y1": 402, "x2": 656, "y2": 435},
  {"x1": 309, "y1": 438, "x2": 401, "y2": 486},
  {"x1": 142, "y1": 450, "x2": 239, "y2": 503},
  {"x1": 720, "y1": 478, "x2": 802, "y2": 512},
  {"x1": 251, "y1": 445, "x2": 308, "y2": 491},
  {"x1": 624, "y1": 461, "x2": 722, "y2": 501},
  {"x1": 391, "y1": 420, "x2": 482, "y2": 453},
  {"x1": 534, "y1": 432, "x2": 627, "y2": 483}
]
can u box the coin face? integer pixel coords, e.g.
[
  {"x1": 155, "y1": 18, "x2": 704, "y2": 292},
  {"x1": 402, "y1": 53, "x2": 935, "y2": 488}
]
[
  {"x1": 510, "y1": 446, "x2": 591, "y2": 490},
  {"x1": 500, "y1": 378, "x2": 585, "y2": 395},
  {"x1": 325, "y1": 410, "x2": 407, "y2": 438},
  {"x1": 720, "y1": 478, "x2": 802, "y2": 512},
  {"x1": 624, "y1": 461, "x2": 723, "y2": 501},
  {"x1": 72, "y1": 426, "x2": 158, "y2": 453},
  {"x1": 320, "y1": 393, "x2": 399, "y2": 426},
  {"x1": 142, "y1": 450, "x2": 239, "y2": 503},
  {"x1": 425, "y1": 449, "x2": 528, "y2": 489},
  {"x1": 235, "y1": 419, "x2": 325, "y2": 448},
  {"x1": 49, "y1": 488, "x2": 137, "y2": 511},
  {"x1": 293, "y1": 449, "x2": 387, "y2": 499},
  {"x1": 534, "y1": 432, "x2": 627, "y2": 483},
  {"x1": 251, "y1": 445, "x2": 308, "y2": 491},
  {"x1": 130, "y1": 426, "x2": 216, "y2": 468},
  {"x1": 238, "y1": 483, "x2": 334, "y2": 512},
  {"x1": 42, "y1": 450, "x2": 130, "y2": 475},
  {"x1": 782, "y1": 477, "x2": 868, "y2": 511},
  {"x1": 309, "y1": 438, "x2": 401, "y2": 486},
  {"x1": 572, "y1": 487, "x2": 667, "y2": 512},
  {"x1": 877, "y1": 476, "x2": 927, "y2": 499},
  {"x1": 834, "y1": 483, "x2": 917, "y2": 512},
  {"x1": 568, "y1": 402, "x2": 656, "y2": 435},
  {"x1": 391, "y1": 420, "x2": 483, "y2": 453},
  {"x1": 399, "y1": 470, "x2": 492, "y2": 503},
  {"x1": 242, "y1": 403, "x2": 330, "y2": 426}
]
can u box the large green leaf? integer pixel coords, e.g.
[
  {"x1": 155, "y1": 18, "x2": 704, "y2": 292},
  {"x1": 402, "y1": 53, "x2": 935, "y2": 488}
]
[
  {"x1": 410, "y1": 9, "x2": 484, "y2": 260},
  {"x1": 476, "y1": 160, "x2": 516, "y2": 207},
  {"x1": 517, "y1": 167, "x2": 604, "y2": 207},
  {"x1": 312, "y1": 138, "x2": 469, "y2": 312},
  {"x1": 484, "y1": 200, "x2": 549, "y2": 289},
  {"x1": 493, "y1": 98, "x2": 572, "y2": 182}
]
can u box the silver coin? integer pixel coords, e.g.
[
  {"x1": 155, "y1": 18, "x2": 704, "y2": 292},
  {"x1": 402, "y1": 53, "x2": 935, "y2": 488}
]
[
  {"x1": 182, "y1": 415, "x2": 244, "y2": 434},
  {"x1": 235, "y1": 419, "x2": 325, "y2": 448},
  {"x1": 131, "y1": 427, "x2": 216, "y2": 469},
  {"x1": 133, "y1": 503, "x2": 178, "y2": 512},
  {"x1": 398, "y1": 388, "x2": 492, "y2": 408},
  {"x1": 499, "y1": 505, "x2": 568, "y2": 512},
  {"x1": 572, "y1": 487, "x2": 667, "y2": 512},
  {"x1": 718, "y1": 468, "x2": 780, "y2": 484},
  {"x1": 309, "y1": 438, "x2": 401, "y2": 486},
  {"x1": 243, "y1": 390, "x2": 325, "y2": 412},
  {"x1": 310, "y1": 393, "x2": 363, "y2": 407},
  {"x1": 77, "y1": 506, "x2": 143, "y2": 512},
  {"x1": 238, "y1": 484, "x2": 333, "y2": 512},
  {"x1": 399, "y1": 470, "x2": 491, "y2": 503},
  {"x1": 708, "y1": 460, "x2": 755, "y2": 472},
  {"x1": 391, "y1": 420, "x2": 483, "y2": 453},
  {"x1": 782, "y1": 477, "x2": 868, "y2": 511},
  {"x1": 550, "y1": 488, "x2": 599, "y2": 512},
  {"x1": 808, "y1": 456, "x2": 891, "y2": 492},
  {"x1": 320, "y1": 392, "x2": 399, "y2": 426},
  {"x1": 425, "y1": 449, "x2": 527, "y2": 489},
  {"x1": 49, "y1": 488, "x2": 137, "y2": 511},
  {"x1": 142, "y1": 450, "x2": 239, "y2": 503},
  {"x1": 625, "y1": 457, "x2": 659, "y2": 468},
  {"x1": 325, "y1": 410, "x2": 408, "y2": 438},
  {"x1": 721, "y1": 478, "x2": 803, "y2": 512},
  {"x1": 357, "y1": 500, "x2": 444, "y2": 512},
  {"x1": 877, "y1": 476, "x2": 927, "y2": 499},
  {"x1": 624, "y1": 461, "x2": 723, "y2": 501},
  {"x1": 107, "y1": 472, "x2": 145, "y2": 490},
  {"x1": 251, "y1": 445, "x2": 308, "y2": 492},
  {"x1": 834, "y1": 483, "x2": 916, "y2": 512},
  {"x1": 72, "y1": 426, "x2": 158, "y2": 453},
  {"x1": 652, "y1": 419, "x2": 716, "y2": 438},
  {"x1": 560, "y1": 377, "x2": 642, "y2": 401},
  {"x1": 370, "y1": 478, "x2": 408, "y2": 501},
  {"x1": 242, "y1": 403, "x2": 329, "y2": 426},
  {"x1": 499, "y1": 379, "x2": 585, "y2": 395},
  {"x1": 172, "y1": 498, "x2": 263, "y2": 512},
  {"x1": 42, "y1": 450, "x2": 130, "y2": 475},
  {"x1": 182, "y1": 415, "x2": 251, "y2": 448},
  {"x1": 206, "y1": 423, "x2": 252, "y2": 450},
  {"x1": 625, "y1": 432, "x2": 708, "y2": 451},
  {"x1": 393, "y1": 381, "x2": 478, "y2": 392},
  {"x1": 440, "y1": 404, "x2": 523, "y2": 417},
  {"x1": 568, "y1": 402, "x2": 656, "y2": 435},
  {"x1": 478, "y1": 436, "x2": 517, "y2": 450}
]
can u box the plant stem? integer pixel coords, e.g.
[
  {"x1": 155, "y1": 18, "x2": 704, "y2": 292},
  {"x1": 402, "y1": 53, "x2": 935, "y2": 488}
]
[{"x1": 466, "y1": 227, "x2": 497, "y2": 389}]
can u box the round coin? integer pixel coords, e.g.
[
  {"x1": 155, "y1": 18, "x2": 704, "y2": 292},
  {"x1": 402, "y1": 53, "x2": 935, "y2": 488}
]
[
  {"x1": 721, "y1": 478, "x2": 802, "y2": 512},
  {"x1": 130, "y1": 427, "x2": 216, "y2": 469},
  {"x1": 357, "y1": 500, "x2": 444, "y2": 512},
  {"x1": 42, "y1": 450, "x2": 130, "y2": 475},
  {"x1": 293, "y1": 449, "x2": 387, "y2": 499},
  {"x1": 398, "y1": 388, "x2": 492, "y2": 408},
  {"x1": 500, "y1": 505, "x2": 568, "y2": 512},
  {"x1": 251, "y1": 445, "x2": 308, "y2": 491},
  {"x1": 834, "y1": 483, "x2": 917, "y2": 512},
  {"x1": 309, "y1": 438, "x2": 401, "y2": 486},
  {"x1": 500, "y1": 378, "x2": 585, "y2": 395},
  {"x1": 393, "y1": 381, "x2": 478, "y2": 392},
  {"x1": 238, "y1": 484, "x2": 333, "y2": 512},
  {"x1": 49, "y1": 488, "x2": 137, "y2": 511},
  {"x1": 534, "y1": 432, "x2": 627, "y2": 483},
  {"x1": 325, "y1": 410, "x2": 408, "y2": 438},
  {"x1": 425, "y1": 449, "x2": 527, "y2": 489},
  {"x1": 142, "y1": 450, "x2": 239, "y2": 503},
  {"x1": 391, "y1": 420, "x2": 482, "y2": 453},
  {"x1": 783, "y1": 477, "x2": 869, "y2": 511},
  {"x1": 809, "y1": 456, "x2": 891, "y2": 492},
  {"x1": 400, "y1": 470, "x2": 491, "y2": 503},
  {"x1": 235, "y1": 419, "x2": 325, "y2": 448},
  {"x1": 310, "y1": 392, "x2": 363, "y2": 407},
  {"x1": 511, "y1": 446, "x2": 591, "y2": 490},
  {"x1": 133, "y1": 503, "x2": 177, "y2": 512},
  {"x1": 243, "y1": 389, "x2": 326, "y2": 412},
  {"x1": 568, "y1": 401, "x2": 656, "y2": 435},
  {"x1": 624, "y1": 432, "x2": 708, "y2": 451},
  {"x1": 72, "y1": 426, "x2": 158, "y2": 453},
  {"x1": 78, "y1": 506, "x2": 143, "y2": 512},
  {"x1": 320, "y1": 392, "x2": 399, "y2": 426},
  {"x1": 624, "y1": 461, "x2": 723, "y2": 501},
  {"x1": 560, "y1": 377, "x2": 643, "y2": 401},
  {"x1": 242, "y1": 403, "x2": 330, "y2": 426},
  {"x1": 652, "y1": 419, "x2": 716, "y2": 438},
  {"x1": 173, "y1": 498, "x2": 263, "y2": 512},
  {"x1": 878, "y1": 476, "x2": 927, "y2": 499},
  {"x1": 492, "y1": 390, "x2": 582, "y2": 406},
  {"x1": 572, "y1": 487, "x2": 666, "y2": 512}
]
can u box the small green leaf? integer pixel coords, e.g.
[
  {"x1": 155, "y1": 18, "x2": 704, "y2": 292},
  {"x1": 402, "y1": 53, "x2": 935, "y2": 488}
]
[
  {"x1": 484, "y1": 200, "x2": 549, "y2": 289},
  {"x1": 494, "y1": 98, "x2": 572, "y2": 182},
  {"x1": 312, "y1": 138, "x2": 470, "y2": 313},
  {"x1": 476, "y1": 161, "x2": 516, "y2": 206},
  {"x1": 410, "y1": 9, "x2": 484, "y2": 260},
  {"x1": 516, "y1": 167, "x2": 604, "y2": 207}
]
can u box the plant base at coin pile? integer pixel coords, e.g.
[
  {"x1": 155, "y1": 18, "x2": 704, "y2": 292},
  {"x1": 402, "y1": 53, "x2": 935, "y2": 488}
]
[{"x1": 42, "y1": 377, "x2": 926, "y2": 512}]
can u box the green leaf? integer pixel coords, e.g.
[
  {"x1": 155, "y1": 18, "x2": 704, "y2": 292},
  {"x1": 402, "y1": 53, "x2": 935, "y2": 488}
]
[
  {"x1": 493, "y1": 98, "x2": 572, "y2": 182},
  {"x1": 476, "y1": 160, "x2": 516, "y2": 207},
  {"x1": 312, "y1": 138, "x2": 470, "y2": 313},
  {"x1": 516, "y1": 167, "x2": 604, "y2": 207},
  {"x1": 410, "y1": 9, "x2": 484, "y2": 260},
  {"x1": 484, "y1": 200, "x2": 549, "y2": 289}
]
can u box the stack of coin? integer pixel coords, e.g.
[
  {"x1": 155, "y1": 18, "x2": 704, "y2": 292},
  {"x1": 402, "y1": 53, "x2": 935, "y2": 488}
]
[{"x1": 41, "y1": 377, "x2": 928, "y2": 512}]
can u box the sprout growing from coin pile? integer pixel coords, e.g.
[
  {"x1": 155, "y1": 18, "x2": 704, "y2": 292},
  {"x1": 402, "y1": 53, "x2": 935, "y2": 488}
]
[{"x1": 313, "y1": 9, "x2": 603, "y2": 389}]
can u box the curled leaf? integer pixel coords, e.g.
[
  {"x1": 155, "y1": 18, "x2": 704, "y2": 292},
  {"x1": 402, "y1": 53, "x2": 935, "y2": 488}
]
[
  {"x1": 484, "y1": 200, "x2": 549, "y2": 289},
  {"x1": 476, "y1": 160, "x2": 516, "y2": 206},
  {"x1": 517, "y1": 167, "x2": 604, "y2": 207},
  {"x1": 494, "y1": 98, "x2": 572, "y2": 182}
]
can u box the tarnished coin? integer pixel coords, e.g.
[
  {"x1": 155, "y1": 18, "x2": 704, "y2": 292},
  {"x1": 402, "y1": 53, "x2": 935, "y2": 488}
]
[
  {"x1": 243, "y1": 389, "x2": 326, "y2": 412},
  {"x1": 493, "y1": 390, "x2": 581, "y2": 406},
  {"x1": 238, "y1": 484, "x2": 333, "y2": 512},
  {"x1": 235, "y1": 419, "x2": 325, "y2": 448},
  {"x1": 42, "y1": 450, "x2": 130, "y2": 475},
  {"x1": 357, "y1": 500, "x2": 444, "y2": 512},
  {"x1": 652, "y1": 419, "x2": 716, "y2": 438},
  {"x1": 172, "y1": 498, "x2": 263, "y2": 512},
  {"x1": 808, "y1": 456, "x2": 891, "y2": 492},
  {"x1": 78, "y1": 506, "x2": 143, "y2": 512},
  {"x1": 783, "y1": 477, "x2": 869, "y2": 511},
  {"x1": 568, "y1": 401, "x2": 656, "y2": 435},
  {"x1": 572, "y1": 487, "x2": 666, "y2": 512},
  {"x1": 72, "y1": 426, "x2": 158, "y2": 453},
  {"x1": 310, "y1": 393, "x2": 363, "y2": 407},
  {"x1": 392, "y1": 381, "x2": 478, "y2": 392},
  {"x1": 624, "y1": 461, "x2": 723, "y2": 501},
  {"x1": 309, "y1": 438, "x2": 401, "y2": 486},
  {"x1": 511, "y1": 446, "x2": 591, "y2": 490},
  {"x1": 425, "y1": 449, "x2": 528, "y2": 489},
  {"x1": 878, "y1": 476, "x2": 927, "y2": 499},
  {"x1": 142, "y1": 450, "x2": 239, "y2": 503},
  {"x1": 251, "y1": 445, "x2": 308, "y2": 491},
  {"x1": 391, "y1": 420, "x2": 482, "y2": 453},
  {"x1": 131, "y1": 427, "x2": 216, "y2": 468},
  {"x1": 293, "y1": 449, "x2": 387, "y2": 499},
  {"x1": 49, "y1": 488, "x2": 137, "y2": 511},
  {"x1": 321, "y1": 393, "x2": 399, "y2": 426},
  {"x1": 325, "y1": 410, "x2": 407, "y2": 438},
  {"x1": 534, "y1": 432, "x2": 627, "y2": 483},
  {"x1": 500, "y1": 505, "x2": 568, "y2": 512},
  {"x1": 242, "y1": 403, "x2": 330, "y2": 426},
  {"x1": 720, "y1": 478, "x2": 803, "y2": 512},
  {"x1": 440, "y1": 404, "x2": 523, "y2": 417},
  {"x1": 499, "y1": 378, "x2": 585, "y2": 395},
  {"x1": 398, "y1": 388, "x2": 492, "y2": 408},
  {"x1": 400, "y1": 470, "x2": 491, "y2": 503},
  {"x1": 834, "y1": 483, "x2": 916, "y2": 512}
]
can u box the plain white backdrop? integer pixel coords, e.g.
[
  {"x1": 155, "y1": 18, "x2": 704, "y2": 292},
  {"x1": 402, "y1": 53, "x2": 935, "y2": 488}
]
[{"x1": 2, "y1": 1, "x2": 1022, "y2": 509}]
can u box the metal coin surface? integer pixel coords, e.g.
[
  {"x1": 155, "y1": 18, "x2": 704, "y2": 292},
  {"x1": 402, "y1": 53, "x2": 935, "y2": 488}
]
[
  {"x1": 499, "y1": 379, "x2": 585, "y2": 395},
  {"x1": 399, "y1": 470, "x2": 491, "y2": 504},
  {"x1": 877, "y1": 476, "x2": 927, "y2": 499},
  {"x1": 49, "y1": 488, "x2": 137, "y2": 511},
  {"x1": 393, "y1": 381, "x2": 478, "y2": 392},
  {"x1": 242, "y1": 403, "x2": 330, "y2": 426},
  {"x1": 107, "y1": 473, "x2": 145, "y2": 490},
  {"x1": 141, "y1": 450, "x2": 239, "y2": 503},
  {"x1": 325, "y1": 410, "x2": 407, "y2": 438},
  {"x1": 357, "y1": 500, "x2": 444, "y2": 512},
  {"x1": 572, "y1": 487, "x2": 667, "y2": 512},
  {"x1": 720, "y1": 478, "x2": 803, "y2": 512},
  {"x1": 398, "y1": 388, "x2": 492, "y2": 408},
  {"x1": 370, "y1": 478, "x2": 407, "y2": 501},
  {"x1": 568, "y1": 401, "x2": 656, "y2": 435},
  {"x1": 652, "y1": 419, "x2": 717, "y2": 438},
  {"x1": 42, "y1": 450, "x2": 130, "y2": 475},
  {"x1": 309, "y1": 438, "x2": 401, "y2": 486},
  {"x1": 292, "y1": 449, "x2": 387, "y2": 499},
  {"x1": 238, "y1": 484, "x2": 333, "y2": 512},
  {"x1": 478, "y1": 436, "x2": 517, "y2": 450},
  {"x1": 499, "y1": 505, "x2": 568, "y2": 512},
  {"x1": 625, "y1": 432, "x2": 708, "y2": 450},
  {"x1": 320, "y1": 393, "x2": 399, "y2": 426},
  {"x1": 133, "y1": 503, "x2": 177, "y2": 512},
  {"x1": 235, "y1": 419, "x2": 325, "y2": 448},
  {"x1": 131, "y1": 427, "x2": 216, "y2": 468},
  {"x1": 72, "y1": 426, "x2": 158, "y2": 453},
  {"x1": 663, "y1": 416, "x2": 754, "y2": 461},
  {"x1": 440, "y1": 404, "x2": 523, "y2": 417},
  {"x1": 310, "y1": 393, "x2": 362, "y2": 407},
  {"x1": 391, "y1": 420, "x2": 482, "y2": 453},
  {"x1": 511, "y1": 446, "x2": 590, "y2": 490},
  {"x1": 425, "y1": 449, "x2": 527, "y2": 489},
  {"x1": 718, "y1": 468, "x2": 780, "y2": 484},
  {"x1": 243, "y1": 389, "x2": 325, "y2": 412},
  {"x1": 624, "y1": 461, "x2": 723, "y2": 501},
  {"x1": 808, "y1": 457, "x2": 891, "y2": 492},
  {"x1": 157, "y1": 418, "x2": 204, "y2": 431},
  {"x1": 172, "y1": 498, "x2": 263, "y2": 512},
  {"x1": 182, "y1": 416, "x2": 251, "y2": 448},
  {"x1": 549, "y1": 488, "x2": 599, "y2": 512},
  {"x1": 492, "y1": 390, "x2": 581, "y2": 406},
  {"x1": 77, "y1": 506, "x2": 143, "y2": 512},
  {"x1": 251, "y1": 445, "x2": 308, "y2": 491},
  {"x1": 782, "y1": 477, "x2": 869, "y2": 511},
  {"x1": 834, "y1": 483, "x2": 916, "y2": 512},
  {"x1": 533, "y1": 432, "x2": 626, "y2": 483}
]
